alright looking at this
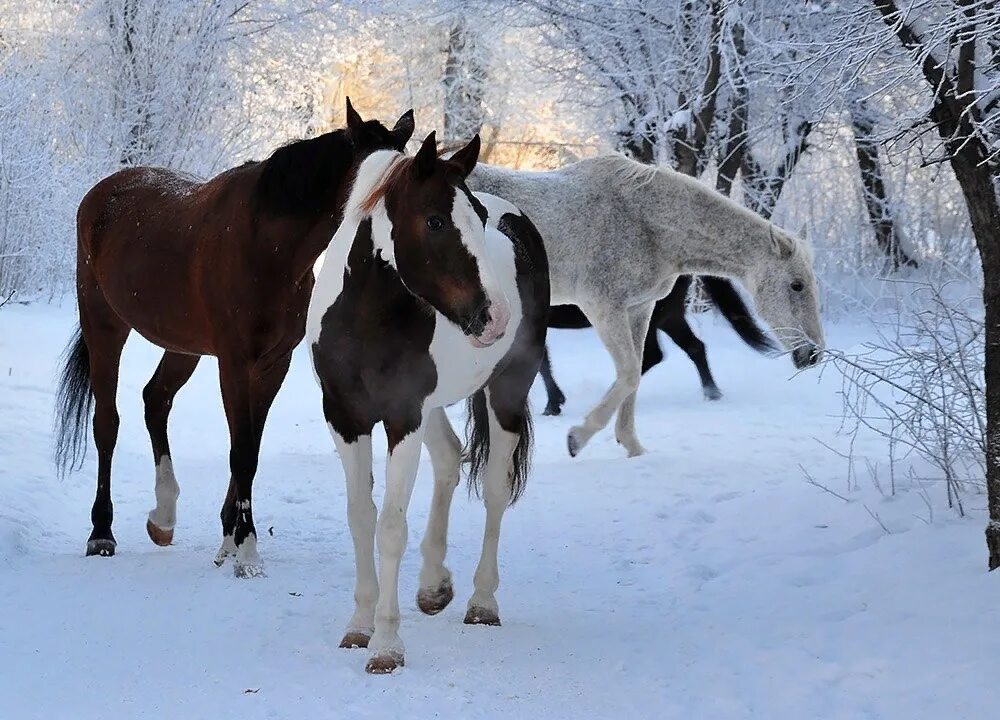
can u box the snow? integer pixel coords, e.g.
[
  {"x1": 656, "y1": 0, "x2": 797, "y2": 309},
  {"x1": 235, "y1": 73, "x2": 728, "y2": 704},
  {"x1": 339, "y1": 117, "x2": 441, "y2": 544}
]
[{"x1": 2, "y1": 301, "x2": 999, "y2": 719}]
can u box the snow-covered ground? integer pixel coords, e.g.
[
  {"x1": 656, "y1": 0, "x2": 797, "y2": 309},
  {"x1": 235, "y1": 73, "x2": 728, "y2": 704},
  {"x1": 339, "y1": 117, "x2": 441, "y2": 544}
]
[{"x1": 2, "y1": 302, "x2": 998, "y2": 720}]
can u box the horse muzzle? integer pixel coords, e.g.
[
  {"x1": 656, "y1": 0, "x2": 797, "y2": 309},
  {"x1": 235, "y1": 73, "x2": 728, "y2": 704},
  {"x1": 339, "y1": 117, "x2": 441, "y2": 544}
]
[
  {"x1": 792, "y1": 344, "x2": 822, "y2": 369},
  {"x1": 466, "y1": 298, "x2": 510, "y2": 348}
]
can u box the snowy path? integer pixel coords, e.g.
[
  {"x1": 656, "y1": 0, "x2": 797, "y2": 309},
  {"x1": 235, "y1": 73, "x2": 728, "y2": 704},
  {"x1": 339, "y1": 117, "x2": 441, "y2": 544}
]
[{"x1": 2, "y1": 303, "x2": 998, "y2": 719}]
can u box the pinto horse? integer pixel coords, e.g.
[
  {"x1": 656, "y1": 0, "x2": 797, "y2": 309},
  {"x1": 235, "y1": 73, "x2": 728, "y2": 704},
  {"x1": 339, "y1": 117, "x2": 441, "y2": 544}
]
[
  {"x1": 307, "y1": 132, "x2": 549, "y2": 673},
  {"x1": 54, "y1": 99, "x2": 415, "y2": 577}
]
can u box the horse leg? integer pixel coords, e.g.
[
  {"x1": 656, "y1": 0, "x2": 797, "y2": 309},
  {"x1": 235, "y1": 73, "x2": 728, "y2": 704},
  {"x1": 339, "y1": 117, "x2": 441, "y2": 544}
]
[
  {"x1": 143, "y1": 351, "x2": 200, "y2": 546},
  {"x1": 366, "y1": 419, "x2": 425, "y2": 674},
  {"x1": 80, "y1": 297, "x2": 130, "y2": 557},
  {"x1": 417, "y1": 406, "x2": 461, "y2": 615},
  {"x1": 329, "y1": 430, "x2": 377, "y2": 649},
  {"x1": 216, "y1": 353, "x2": 291, "y2": 577},
  {"x1": 465, "y1": 390, "x2": 521, "y2": 626},
  {"x1": 539, "y1": 347, "x2": 566, "y2": 416},
  {"x1": 567, "y1": 304, "x2": 644, "y2": 458},
  {"x1": 641, "y1": 323, "x2": 664, "y2": 375},
  {"x1": 613, "y1": 303, "x2": 655, "y2": 457},
  {"x1": 661, "y1": 312, "x2": 722, "y2": 400}
]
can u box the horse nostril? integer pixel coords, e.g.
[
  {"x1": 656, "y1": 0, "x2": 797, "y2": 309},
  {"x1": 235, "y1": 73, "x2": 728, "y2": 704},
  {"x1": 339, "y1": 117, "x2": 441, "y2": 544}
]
[{"x1": 476, "y1": 303, "x2": 492, "y2": 331}]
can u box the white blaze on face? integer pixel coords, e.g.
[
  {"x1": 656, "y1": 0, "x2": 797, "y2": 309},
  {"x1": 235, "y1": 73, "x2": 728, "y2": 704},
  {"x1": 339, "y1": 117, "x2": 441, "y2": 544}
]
[{"x1": 451, "y1": 189, "x2": 511, "y2": 347}]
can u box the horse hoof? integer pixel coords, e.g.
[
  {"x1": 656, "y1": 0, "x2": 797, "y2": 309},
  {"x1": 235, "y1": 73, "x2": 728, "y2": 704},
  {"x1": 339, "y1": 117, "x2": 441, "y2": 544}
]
[
  {"x1": 625, "y1": 444, "x2": 647, "y2": 458},
  {"x1": 542, "y1": 404, "x2": 562, "y2": 417},
  {"x1": 365, "y1": 652, "x2": 404, "y2": 674},
  {"x1": 213, "y1": 536, "x2": 236, "y2": 567},
  {"x1": 464, "y1": 606, "x2": 501, "y2": 626},
  {"x1": 340, "y1": 631, "x2": 372, "y2": 649},
  {"x1": 703, "y1": 386, "x2": 723, "y2": 401},
  {"x1": 86, "y1": 538, "x2": 117, "y2": 557},
  {"x1": 233, "y1": 561, "x2": 266, "y2": 579},
  {"x1": 146, "y1": 518, "x2": 174, "y2": 547},
  {"x1": 417, "y1": 580, "x2": 454, "y2": 615},
  {"x1": 567, "y1": 427, "x2": 584, "y2": 457}
]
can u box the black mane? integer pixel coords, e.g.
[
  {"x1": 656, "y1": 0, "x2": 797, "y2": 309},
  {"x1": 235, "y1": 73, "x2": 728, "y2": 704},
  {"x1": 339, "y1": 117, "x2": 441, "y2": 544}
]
[{"x1": 256, "y1": 130, "x2": 355, "y2": 216}]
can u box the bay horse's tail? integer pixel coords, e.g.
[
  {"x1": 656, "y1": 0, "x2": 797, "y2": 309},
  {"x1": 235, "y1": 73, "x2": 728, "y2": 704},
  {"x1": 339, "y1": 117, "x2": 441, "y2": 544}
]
[
  {"x1": 700, "y1": 276, "x2": 777, "y2": 353},
  {"x1": 464, "y1": 390, "x2": 532, "y2": 505},
  {"x1": 54, "y1": 326, "x2": 93, "y2": 475}
]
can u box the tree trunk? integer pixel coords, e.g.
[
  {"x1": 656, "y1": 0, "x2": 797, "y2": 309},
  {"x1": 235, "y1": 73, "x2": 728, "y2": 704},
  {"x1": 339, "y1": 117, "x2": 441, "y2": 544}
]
[
  {"x1": 442, "y1": 17, "x2": 486, "y2": 146},
  {"x1": 950, "y1": 149, "x2": 1000, "y2": 569},
  {"x1": 669, "y1": 0, "x2": 722, "y2": 177},
  {"x1": 715, "y1": 22, "x2": 747, "y2": 197},
  {"x1": 848, "y1": 99, "x2": 917, "y2": 271},
  {"x1": 739, "y1": 118, "x2": 812, "y2": 220},
  {"x1": 109, "y1": 0, "x2": 149, "y2": 166},
  {"x1": 873, "y1": 0, "x2": 1000, "y2": 568}
]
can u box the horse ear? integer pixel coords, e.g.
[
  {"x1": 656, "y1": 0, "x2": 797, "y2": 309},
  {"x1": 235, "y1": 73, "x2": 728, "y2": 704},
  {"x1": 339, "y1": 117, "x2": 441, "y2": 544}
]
[
  {"x1": 345, "y1": 96, "x2": 362, "y2": 131},
  {"x1": 449, "y1": 134, "x2": 481, "y2": 179},
  {"x1": 415, "y1": 131, "x2": 437, "y2": 178},
  {"x1": 769, "y1": 225, "x2": 795, "y2": 259},
  {"x1": 392, "y1": 109, "x2": 415, "y2": 146}
]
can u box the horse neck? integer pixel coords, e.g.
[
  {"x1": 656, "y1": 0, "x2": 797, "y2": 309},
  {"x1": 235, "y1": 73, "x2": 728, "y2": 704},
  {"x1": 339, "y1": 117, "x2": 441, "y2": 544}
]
[
  {"x1": 290, "y1": 206, "x2": 347, "y2": 282},
  {"x1": 314, "y1": 151, "x2": 401, "y2": 281},
  {"x1": 645, "y1": 170, "x2": 772, "y2": 289}
]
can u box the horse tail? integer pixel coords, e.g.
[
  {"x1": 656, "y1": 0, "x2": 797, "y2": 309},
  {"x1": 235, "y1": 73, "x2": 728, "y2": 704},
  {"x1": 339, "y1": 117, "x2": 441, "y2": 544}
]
[
  {"x1": 464, "y1": 390, "x2": 533, "y2": 506},
  {"x1": 54, "y1": 326, "x2": 93, "y2": 475},
  {"x1": 700, "y1": 276, "x2": 777, "y2": 354}
]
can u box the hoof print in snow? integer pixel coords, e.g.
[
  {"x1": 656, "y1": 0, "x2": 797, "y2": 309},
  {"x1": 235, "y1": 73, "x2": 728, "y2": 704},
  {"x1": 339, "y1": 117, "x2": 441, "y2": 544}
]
[
  {"x1": 365, "y1": 652, "x2": 403, "y2": 674},
  {"x1": 463, "y1": 606, "x2": 501, "y2": 626},
  {"x1": 233, "y1": 562, "x2": 266, "y2": 579},
  {"x1": 417, "y1": 580, "x2": 455, "y2": 615},
  {"x1": 85, "y1": 538, "x2": 116, "y2": 557},
  {"x1": 146, "y1": 518, "x2": 174, "y2": 547},
  {"x1": 339, "y1": 632, "x2": 372, "y2": 649}
]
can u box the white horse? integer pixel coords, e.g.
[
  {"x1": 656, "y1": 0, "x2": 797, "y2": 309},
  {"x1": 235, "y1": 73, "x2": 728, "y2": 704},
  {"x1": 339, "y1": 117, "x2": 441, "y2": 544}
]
[
  {"x1": 307, "y1": 133, "x2": 549, "y2": 673},
  {"x1": 467, "y1": 156, "x2": 825, "y2": 457}
]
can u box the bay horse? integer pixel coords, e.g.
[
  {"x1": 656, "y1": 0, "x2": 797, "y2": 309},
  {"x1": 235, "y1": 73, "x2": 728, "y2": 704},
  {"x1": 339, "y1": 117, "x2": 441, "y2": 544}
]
[
  {"x1": 468, "y1": 157, "x2": 825, "y2": 457},
  {"x1": 539, "y1": 275, "x2": 775, "y2": 416},
  {"x1": 54, "y1": 99, "x2": 415, "y2": 578},
  {"x1": 307, "y1": 132, "x2": 549, "y2": 673}
]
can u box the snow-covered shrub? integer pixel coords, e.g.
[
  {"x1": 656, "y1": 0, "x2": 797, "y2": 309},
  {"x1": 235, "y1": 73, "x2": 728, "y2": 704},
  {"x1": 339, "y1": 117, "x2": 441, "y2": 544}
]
[{"x1": 829, "y1": 280, "x2": 985, "y2": 514}]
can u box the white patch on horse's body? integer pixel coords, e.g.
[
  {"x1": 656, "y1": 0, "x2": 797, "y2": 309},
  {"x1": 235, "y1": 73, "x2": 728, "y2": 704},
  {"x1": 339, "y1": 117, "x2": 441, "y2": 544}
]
[
  {"x1": 147, "y1": 455, "x2": 179, "y2": 531},
  {"x1": 468, "y1": 155, "x2": 824, "y2": 457}
]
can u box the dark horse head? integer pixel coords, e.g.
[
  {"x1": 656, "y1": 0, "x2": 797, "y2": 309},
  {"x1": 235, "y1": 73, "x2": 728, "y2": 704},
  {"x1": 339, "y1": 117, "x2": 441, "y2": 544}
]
[
  {"x1": 345, "y1": 96, "x2": 414, "y2": 154},
  {"x1": 256, "y1": 97, "x2": 414, "y2": 218},
  {"x1": 360, "y1": 132, "x2": 511, "y2": 347}
]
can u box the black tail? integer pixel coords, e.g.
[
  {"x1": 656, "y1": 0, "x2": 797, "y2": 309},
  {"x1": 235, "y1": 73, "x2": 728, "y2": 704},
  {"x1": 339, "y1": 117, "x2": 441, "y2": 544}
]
[
  {"x1": 464, "y1": 390, "x2": 533, "y2": 506},
  {"x1": 700, "y1": 276, "x2": 778, "y2": 354},
  {"x1": 54, "y1": 326, "x2": 93, "y2": 475}
]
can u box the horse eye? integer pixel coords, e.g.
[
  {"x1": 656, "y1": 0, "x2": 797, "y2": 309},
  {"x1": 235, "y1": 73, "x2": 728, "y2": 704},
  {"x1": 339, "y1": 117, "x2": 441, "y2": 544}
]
[
  {"x1": 426, "y1": 216, "x2": 445, "y2": 231},
  {"x1": 791, "y1": 280, "x2": 805, "y2": 292}
]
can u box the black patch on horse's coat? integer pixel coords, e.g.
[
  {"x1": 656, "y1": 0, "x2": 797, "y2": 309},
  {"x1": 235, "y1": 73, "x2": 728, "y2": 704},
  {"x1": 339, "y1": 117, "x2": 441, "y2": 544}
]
[
  {"x1": 311, "y1": 218, "x2": 437, "y2": 447},
  {"x1": 257, "y1": 130, "x2": 356, "y2": 217},
  {"x1": 459, "y1": 184, "x2": 488, "y2": 227}
]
